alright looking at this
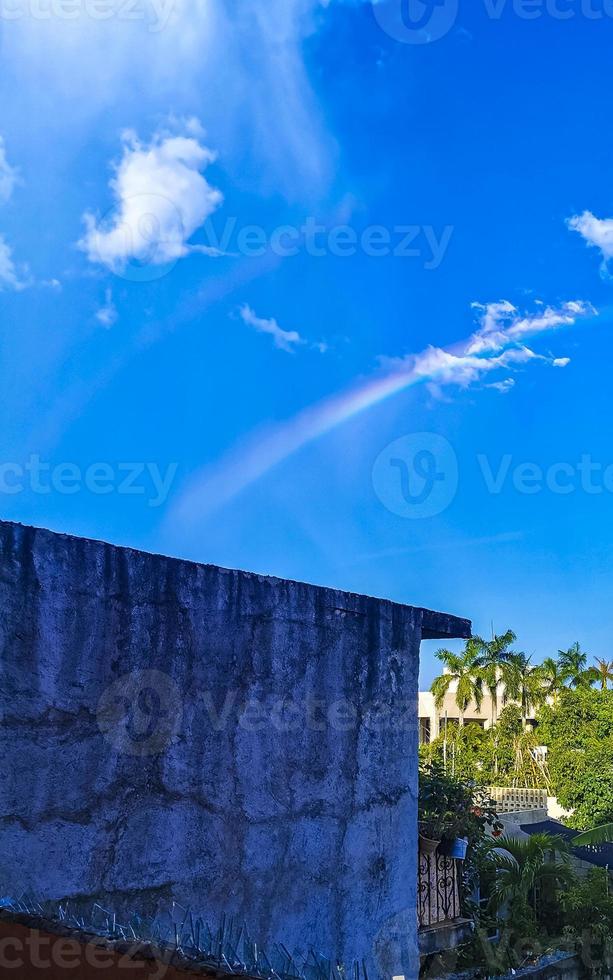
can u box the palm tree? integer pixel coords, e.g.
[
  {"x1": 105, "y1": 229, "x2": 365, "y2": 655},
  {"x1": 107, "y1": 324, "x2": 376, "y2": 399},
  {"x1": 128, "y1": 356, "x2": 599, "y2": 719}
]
[
  {"x1": 558, "y1": 642, "x2": 596, "y2": 689},
  {"x1": 483, "y1": 833, "x2": 574, "y2": 928},
  {"x1": 505, "y1": 652, "x2": 542, "y2": 727},
  {"x1": 593, "y1": 658, "x2": 613, "y2": 691},
  {"x1": 431, "y1": 639, "x2": 483, "y2": 728},
  {"x1": 475, "y1": 629, "x2": 517, "y2": 727},
  {"x1": 536, "y1": 657, "x2": 564, "y2": 706}
]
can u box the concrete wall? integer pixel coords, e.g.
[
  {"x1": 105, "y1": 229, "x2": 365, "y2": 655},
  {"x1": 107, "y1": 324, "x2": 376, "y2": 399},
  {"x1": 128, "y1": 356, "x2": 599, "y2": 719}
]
[{"x1": 0, "y1": 521, "x2": 470, "y2": 979}]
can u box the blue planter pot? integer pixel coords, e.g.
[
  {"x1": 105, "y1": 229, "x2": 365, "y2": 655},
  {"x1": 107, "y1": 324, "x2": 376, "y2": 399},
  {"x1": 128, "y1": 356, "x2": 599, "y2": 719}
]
[
  {"x1": 450, "y1": 837, "x2": 468, "y2": 860},
  {"x1": 441, "y1": 837, "x2": 468, "y2": 860}
]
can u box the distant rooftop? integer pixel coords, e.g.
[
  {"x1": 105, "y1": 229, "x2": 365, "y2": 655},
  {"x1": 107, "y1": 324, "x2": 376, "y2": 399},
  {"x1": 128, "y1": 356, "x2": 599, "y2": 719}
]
[{"x1": 521, "y1": 819, "x2": 613, "y2": 870}]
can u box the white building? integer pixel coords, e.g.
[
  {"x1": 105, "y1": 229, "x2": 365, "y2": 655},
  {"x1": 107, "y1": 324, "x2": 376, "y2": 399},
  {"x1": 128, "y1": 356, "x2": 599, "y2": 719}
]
[{"x1": 418, "y1": 686, "x2": 537, "y2": 744}]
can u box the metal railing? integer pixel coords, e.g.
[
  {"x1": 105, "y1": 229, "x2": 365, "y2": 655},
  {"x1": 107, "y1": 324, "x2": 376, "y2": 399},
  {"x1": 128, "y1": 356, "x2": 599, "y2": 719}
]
[{"x1": 417, "y1": 852, "x2": 461, "y2": 928}]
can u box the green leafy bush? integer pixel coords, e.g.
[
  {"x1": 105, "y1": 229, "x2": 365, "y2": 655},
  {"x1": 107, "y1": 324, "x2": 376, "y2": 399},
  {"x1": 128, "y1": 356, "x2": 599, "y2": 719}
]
[
  {"x1": 539, "y1": 688, "x2": 613, "y2": 828},
  {"x1": 419, "y1": 761, "x2": 502, "y2": 844}
]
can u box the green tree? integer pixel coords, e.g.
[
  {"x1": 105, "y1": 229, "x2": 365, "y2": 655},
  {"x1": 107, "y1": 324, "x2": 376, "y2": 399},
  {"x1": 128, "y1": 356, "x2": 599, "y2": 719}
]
[
  {"x1": 538, "y1": 688, "x2": 613, "y2": 828},
  {"x1": 561, "y1": 868, "x2": 613, "y2": 960},
  {"x1": 536, "y1": 656, "x2": 564, "y2": 706},
  {"x1": 482, "y1": 833, "x2": 574, "y2": 935},
  {"x1": 505, "y1": 652, "x2": 543, "y2": 726},
  {"x1": 558, "y1": 642, "x2": 596, "y2": 689},
  {"x1": 494, "y1": 705, "x2": 549, "y2": 788},
  {"x1": 594, "y1": 658, "x2": 613, "y2": 691},
  {"x1": 475, "y1": 629, "x2": 518, "y2": 727},
  {"x1": 425, "y1": 721, "x2": 494, "y2": 783},
  {"x1": 431, "y1": 639, "x2": 483, "y2": 727}
]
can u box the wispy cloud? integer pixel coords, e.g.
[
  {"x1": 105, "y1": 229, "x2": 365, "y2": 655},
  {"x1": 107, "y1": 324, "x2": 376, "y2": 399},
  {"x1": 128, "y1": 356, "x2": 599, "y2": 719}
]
[
  {"x1": 568, "y1": 210, "x2": 613, "y2": 276},
  {"x1": 347, "y1": 531, "x2": 526, "y2": 565},
  {"x1": 0, "y1": 235, "x2": 26, "y2": 291},
  {"x1": 95, "y1": 289, "x2": 118, "y2": 328},
  {"x1": 238, "y1": 304, "x2": 304, "y2": 353},
  {"x1": 78, "y1": 122, "x2": 223, "y2": 273},
  {"x1": 0, "y1": 137, "x2": 29, "y2": 292},
  {"x1": 3, "y1": 0, "x2": 337, "y2": 200},
  {"x1": 486, "y1": 378, "x2": 516, "y2": 394},
  {"x1": 468, "y1": 299, "x2": 589, "y2": 353},
  {"x1": 168, "y1": 297, "x2": 596, "y2": 523},
  {"x1": 238, "y1": 304, "x2": 331, "y2": 354},
  {"x1": 381, "y1": 299, "x2": 595, "y2": 397},
  {"x1": 0, "y1": 137, "x2": 20, "y2": 205}
]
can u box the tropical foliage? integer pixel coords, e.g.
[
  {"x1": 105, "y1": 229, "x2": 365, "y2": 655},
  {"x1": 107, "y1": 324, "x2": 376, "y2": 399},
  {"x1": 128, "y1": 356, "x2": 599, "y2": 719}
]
[
  {"x1": 418, "y1": 762, "x2": 613, "y2": 974},
  {"x1": 423, "y1": 704, "x2": 548, "y2": 788},
  {"x1": 418, "y1": 760, "x2": 502, "y2": 844},
  {"x1": 428, "y1": 636, "x2": 613, "y2": 796},
  {"x1": 572, "y1": 823, "x2": 613, "y2": 847},
  {"x1": 561, "y1": 868, "x2": 613, "y2": 948},
  {"x1": 424, "y1": 638, "x2": 613, "y2": 974},
  {"x1": 431, "y1": 639, "x2": 484, "y2": 727},
  {"x1": 430, "y1": 637, "x2": 612, "y2": 731},
  {"x1": 538, "y1": 687, "x2": 613, "y2": 828},
  {"x1": 594, "y1": 658, "x2": 613, "y2": 691},
  {"x1": 479, "y1": 832, "x2": 573, "y2": 935}
]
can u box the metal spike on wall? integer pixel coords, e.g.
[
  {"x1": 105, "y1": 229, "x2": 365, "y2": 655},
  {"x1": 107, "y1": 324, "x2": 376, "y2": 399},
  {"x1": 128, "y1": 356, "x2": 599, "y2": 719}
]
[{"x1": 0, "y1": 890, "x2": 365, "y2": 980}]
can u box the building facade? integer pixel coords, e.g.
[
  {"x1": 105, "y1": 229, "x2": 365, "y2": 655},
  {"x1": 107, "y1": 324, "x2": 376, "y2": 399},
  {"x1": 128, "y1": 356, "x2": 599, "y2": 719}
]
[{"x1": 419, "y1": 686, "x2": 537, "y2": 744}]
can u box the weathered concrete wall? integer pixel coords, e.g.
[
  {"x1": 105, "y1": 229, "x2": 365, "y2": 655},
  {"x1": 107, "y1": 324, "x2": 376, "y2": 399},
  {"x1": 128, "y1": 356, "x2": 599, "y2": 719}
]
[{"x1": 0, "y1": 521, "x2": 469, "y2": 979}]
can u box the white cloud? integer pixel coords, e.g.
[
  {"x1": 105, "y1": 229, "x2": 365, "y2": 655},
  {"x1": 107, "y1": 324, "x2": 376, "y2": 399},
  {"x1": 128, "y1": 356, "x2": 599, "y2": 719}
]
[
  {"x1": 383, "y1": 299, "x2": 595, "y2": 396},
  {"x1": 79, "y1": 124, "x2": 223, "y2": 272},
  {"x1": 467, "y1": 300, "x2": 592, "y2": 354},
  {"x1": 95, "y1": 289, "x2": 118, "y2": 328},
  {"x1": 168, "y1": 295, "x2": 597, "y2": 522},
  {"x1": 486, "y1": 378, "x2": 516, "y2": 394},
  {"x1": 239, "y1": 304, "x2": 304, "y2": 353},
  {"x1": 0, "y1": 235, "x2": 29, "y2": 292},
  {"x1": 0, "y1": 137, "x2": 19, "y2": 205},
  {"x1": 568, "y1": 210, "x2": 613, "y2": 274},
  {"x1": 0, "y1": 138, "x2": 28, "y2": 292}
]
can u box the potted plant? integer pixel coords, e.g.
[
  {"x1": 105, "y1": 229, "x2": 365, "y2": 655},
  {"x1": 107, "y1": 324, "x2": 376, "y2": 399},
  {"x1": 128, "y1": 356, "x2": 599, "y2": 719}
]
[
  {"x1": 419, "y1": 762, "x2": 503, "y2": 861},
  {"x1": 418, "y1": 809, "x2": 448, "y2": 854}
]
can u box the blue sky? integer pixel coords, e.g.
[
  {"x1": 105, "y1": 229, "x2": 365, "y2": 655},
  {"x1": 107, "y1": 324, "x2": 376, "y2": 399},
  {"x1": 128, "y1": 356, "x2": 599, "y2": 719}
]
[{"x1": 2, "y1": 0, "x2": 613, "y2": 683}]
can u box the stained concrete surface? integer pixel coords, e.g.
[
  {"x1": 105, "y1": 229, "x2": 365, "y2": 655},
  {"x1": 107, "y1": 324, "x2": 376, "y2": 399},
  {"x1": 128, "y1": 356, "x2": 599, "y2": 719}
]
[{"x1": 0, "y1": 521, "x2": 470, "y2": 978}]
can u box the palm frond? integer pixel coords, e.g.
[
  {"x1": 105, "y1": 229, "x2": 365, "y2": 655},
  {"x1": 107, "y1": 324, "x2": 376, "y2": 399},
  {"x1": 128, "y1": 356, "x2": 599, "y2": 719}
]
[{"x1": 573, "y1": 823, "x2": 613, "y2": 847}]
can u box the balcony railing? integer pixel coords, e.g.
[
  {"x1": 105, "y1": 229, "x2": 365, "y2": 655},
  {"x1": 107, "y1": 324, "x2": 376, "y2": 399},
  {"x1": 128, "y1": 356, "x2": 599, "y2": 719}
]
[{"x1": 418, "y1": 851, "x2": 461, "y2": 928}]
